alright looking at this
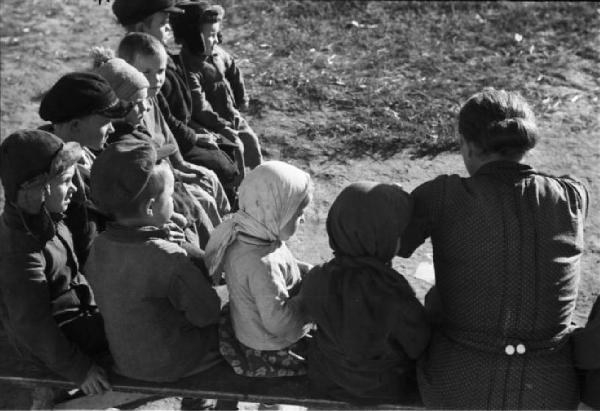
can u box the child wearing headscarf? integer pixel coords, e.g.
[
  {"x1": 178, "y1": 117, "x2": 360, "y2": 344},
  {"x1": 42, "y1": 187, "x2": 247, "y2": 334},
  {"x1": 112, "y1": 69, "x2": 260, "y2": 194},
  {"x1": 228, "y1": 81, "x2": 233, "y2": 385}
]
[
  {"x1": 205, "y1": 161, "x2": 312, "y2": 377},
  {"x1": 300, "y1": 182, "x2": 430, "y2": 404}
]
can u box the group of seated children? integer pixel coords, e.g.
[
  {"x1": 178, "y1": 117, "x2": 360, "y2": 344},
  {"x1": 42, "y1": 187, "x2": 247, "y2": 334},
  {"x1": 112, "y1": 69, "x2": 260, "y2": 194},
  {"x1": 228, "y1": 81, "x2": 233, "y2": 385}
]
[{"x1": 0, "y1": 0, "x2": 598, "y2": 408}]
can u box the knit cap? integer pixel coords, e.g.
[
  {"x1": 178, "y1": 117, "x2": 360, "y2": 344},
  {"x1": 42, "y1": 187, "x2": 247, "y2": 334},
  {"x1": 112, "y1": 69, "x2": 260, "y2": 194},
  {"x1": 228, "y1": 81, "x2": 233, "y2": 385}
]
[{"x1": 90, "y1": 47, "x2": 149, "y2": 101}]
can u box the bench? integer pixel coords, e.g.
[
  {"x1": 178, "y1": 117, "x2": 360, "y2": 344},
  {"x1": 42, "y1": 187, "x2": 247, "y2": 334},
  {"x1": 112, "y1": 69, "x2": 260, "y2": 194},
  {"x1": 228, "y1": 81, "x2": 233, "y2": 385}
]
[{"x1": 0, "y1": 333, "x2": 424, "y2": 410}]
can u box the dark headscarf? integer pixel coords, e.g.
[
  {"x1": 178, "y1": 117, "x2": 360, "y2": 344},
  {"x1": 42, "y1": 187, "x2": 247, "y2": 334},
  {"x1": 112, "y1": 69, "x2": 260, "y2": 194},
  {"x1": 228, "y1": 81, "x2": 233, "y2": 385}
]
[
  {"x1": 301, "y1": 182, "x2": 429, "y2": 403},
  {"x1": 327, "y1": 181, "x2": 412, "y2": 261}
]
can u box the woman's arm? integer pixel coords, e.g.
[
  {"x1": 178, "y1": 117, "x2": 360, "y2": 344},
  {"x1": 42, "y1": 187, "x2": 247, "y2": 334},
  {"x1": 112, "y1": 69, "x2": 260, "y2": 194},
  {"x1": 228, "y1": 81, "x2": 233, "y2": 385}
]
[{"x1": 398, "y1": 176, "x2": 446, "y2": 257}]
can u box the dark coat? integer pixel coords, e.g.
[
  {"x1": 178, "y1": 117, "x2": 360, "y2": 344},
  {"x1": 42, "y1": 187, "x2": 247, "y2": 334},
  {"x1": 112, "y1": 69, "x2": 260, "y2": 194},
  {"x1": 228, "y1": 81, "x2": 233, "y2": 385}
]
[
  {"x1": 160, "y1": 54, "x2": 240, "y2": 189},
  {"x1": 400, "y1": 161, "x2": 589, "y2": 409},
  {"x1": 0, "y1": 205, "x2": 97, "y2": 384},
  {"x1": 573, "y1": 297, "x2": 600, "y2": 409}
]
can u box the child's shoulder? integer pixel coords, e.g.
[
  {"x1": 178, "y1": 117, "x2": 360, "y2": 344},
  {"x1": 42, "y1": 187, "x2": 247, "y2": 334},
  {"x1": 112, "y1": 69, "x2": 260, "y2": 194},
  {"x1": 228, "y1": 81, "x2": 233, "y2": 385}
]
[
  {"x1": 227, "y1": 238, "x2": 291, "y2": 273},
  {"x1": 0, "y1": 214, "x2": 46, "y2": 256}
]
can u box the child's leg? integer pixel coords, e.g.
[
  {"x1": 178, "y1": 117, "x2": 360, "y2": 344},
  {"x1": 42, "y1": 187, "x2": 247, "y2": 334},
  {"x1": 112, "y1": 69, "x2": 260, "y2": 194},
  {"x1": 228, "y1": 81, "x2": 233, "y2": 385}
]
[
  {"x1": 188, "y1": 167, "x2": 231, "y2": 218},
  {"x1": 173, "y1": 183, "x2": 214, "y2": 249},
  {"x1": 184, "y1": 182, "x2": 224, "y2": 228},
  {"x1": 184, "y1": 146, "x2": 240, "y2": 208},
  {"x1": 235, "y1": 117, "x2": 262, "y2": 169},
  {"x1": 59, "y1": 311, "x2": 108, "y2": 357}
]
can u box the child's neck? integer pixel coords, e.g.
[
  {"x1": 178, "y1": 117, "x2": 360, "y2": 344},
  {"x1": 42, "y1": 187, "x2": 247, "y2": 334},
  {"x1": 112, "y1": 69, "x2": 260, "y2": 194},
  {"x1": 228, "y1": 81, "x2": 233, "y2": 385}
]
[{"x1": 114, "y1": 215, "x2": 157, "y2": 229}]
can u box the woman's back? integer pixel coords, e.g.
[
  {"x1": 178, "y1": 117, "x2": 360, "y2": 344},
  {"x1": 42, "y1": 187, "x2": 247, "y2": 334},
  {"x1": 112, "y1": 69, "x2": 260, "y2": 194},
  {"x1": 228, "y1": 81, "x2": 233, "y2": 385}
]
[
  {"x1": 403, "y1": 161, "x2": 587, "y2": 340},
  {"x1": 402, "y1": 162, "x2": 588, "y2": 409}
]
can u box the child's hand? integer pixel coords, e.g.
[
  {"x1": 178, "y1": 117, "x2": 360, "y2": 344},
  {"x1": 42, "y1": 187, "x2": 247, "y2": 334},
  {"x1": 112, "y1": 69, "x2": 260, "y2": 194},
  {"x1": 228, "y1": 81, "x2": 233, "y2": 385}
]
[
  {"x1": 196, "y1": 133, "x2": 219, "y2": 149},
  {"x1": 296, "y1": 260, "x2": 313, "y2": 277},
  {"x1": 187, "y1": 163, "x2": 219, "y2": 183},
  {"x1": 239, "y1": 101, "x2": 250, "y2": 113},
  {"x1": 213, "y1": 284, "x2": 229, "y2": 308},
  {"x1": 170, "y1": 212, "x2": 189, "y2": 229},
  {"x1": 220, "y1": 127, "x2": 239, "y2": 144},
  {"x1": 165, "y1": 222, "x2": 186, "y2": 245},
  {"x1": 80, "y1": 363, "x2": 111, "y2": 396}
]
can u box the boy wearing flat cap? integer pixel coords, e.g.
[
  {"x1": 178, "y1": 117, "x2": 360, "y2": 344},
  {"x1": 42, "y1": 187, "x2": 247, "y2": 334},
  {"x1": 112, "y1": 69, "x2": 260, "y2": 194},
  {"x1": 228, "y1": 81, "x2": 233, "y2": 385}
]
[
  {"x1": 85, "y1": 135, "x2": 224, "y2": 382},
  {"x1": 0, "y1": 130, "x2": 110, "y2": 398},
  {"x1": 39, "y1": 71, "x2": 131, "y2": 265}
]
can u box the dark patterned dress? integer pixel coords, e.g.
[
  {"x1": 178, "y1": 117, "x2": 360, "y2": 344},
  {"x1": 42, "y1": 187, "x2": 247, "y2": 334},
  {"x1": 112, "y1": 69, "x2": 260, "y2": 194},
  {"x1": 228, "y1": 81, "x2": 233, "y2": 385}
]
[{"x1": 399, "y1": 161, "x2": 589, "y2": 409}]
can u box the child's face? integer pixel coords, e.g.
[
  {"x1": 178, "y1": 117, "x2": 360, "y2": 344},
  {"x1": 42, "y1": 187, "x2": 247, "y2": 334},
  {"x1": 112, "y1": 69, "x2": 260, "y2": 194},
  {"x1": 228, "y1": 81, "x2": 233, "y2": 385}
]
[
  {"x1": 45, "y1": 165, "x2": 77, "y2": 214},
  {"x1": 72, "y1": 114, "x2": 115, "y2": 150},
  {"x1": 148, "y1": 163, "x2": 175, "y2": 227},
  {"x1": 141, "y1": 11, "x2": 171, "y2": 45},
  {"x1": 124, "y1": 88, "x2": 150, "y2": 125},
  {"x1": 201, "y1": 22, "x2": 220, "y2": 55},
  {"x1": 280, "y1": 194, "x2": 311, "y2": 241},
  {"x1": 132, "y1": 52, "x2": 167, "y2": 98}
]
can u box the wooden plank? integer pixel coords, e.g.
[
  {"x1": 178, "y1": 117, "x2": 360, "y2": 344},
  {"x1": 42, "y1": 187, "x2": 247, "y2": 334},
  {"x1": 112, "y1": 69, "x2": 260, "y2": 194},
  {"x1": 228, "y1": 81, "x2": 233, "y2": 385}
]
[{"x1": 0, "y1": 333, "x2": 423, "y2": 409}]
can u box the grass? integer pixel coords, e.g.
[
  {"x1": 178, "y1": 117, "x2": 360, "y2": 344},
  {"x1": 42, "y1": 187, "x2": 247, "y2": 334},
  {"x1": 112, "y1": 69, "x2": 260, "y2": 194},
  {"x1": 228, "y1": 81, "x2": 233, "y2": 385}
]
[{"x1": 216, "y1": 1, "x2": 599, "y2": 160}]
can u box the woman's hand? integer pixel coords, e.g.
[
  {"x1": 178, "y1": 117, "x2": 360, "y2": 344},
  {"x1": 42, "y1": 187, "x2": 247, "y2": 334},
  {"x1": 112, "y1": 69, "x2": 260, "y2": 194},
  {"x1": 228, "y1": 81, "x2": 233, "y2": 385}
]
[
  {"x1": 196, "y1": 133, "x2": 219, "y2": 149},
  {"x1": 80, "y1": 363, "x2": 111, "y2": 396}
]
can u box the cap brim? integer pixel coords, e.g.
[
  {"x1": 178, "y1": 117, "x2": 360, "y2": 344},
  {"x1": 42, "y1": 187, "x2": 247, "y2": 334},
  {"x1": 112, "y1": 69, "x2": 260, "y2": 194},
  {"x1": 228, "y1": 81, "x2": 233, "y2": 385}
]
[
  {"x1": 156, "y1": 143, "x2": 177, "y2": 162},
  {"x1": 164, "y1": 5, "x2": 185, "y2": 13},
  {"x1": 98, "y1": 100, "x2": 134, "y2": 119}
]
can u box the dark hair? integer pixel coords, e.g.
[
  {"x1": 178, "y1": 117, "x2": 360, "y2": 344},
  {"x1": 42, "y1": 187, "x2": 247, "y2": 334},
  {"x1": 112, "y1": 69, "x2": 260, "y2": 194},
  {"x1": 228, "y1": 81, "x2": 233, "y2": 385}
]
[
  {"x1": 170, "y1": 3, "x2": 208, "y2": 54},
  {"x1": 459, "y1": 88, "x2": 538, "y2": 157},
  {"x1": 117, "y1": 32, "x2": 166, "y2": 64}
]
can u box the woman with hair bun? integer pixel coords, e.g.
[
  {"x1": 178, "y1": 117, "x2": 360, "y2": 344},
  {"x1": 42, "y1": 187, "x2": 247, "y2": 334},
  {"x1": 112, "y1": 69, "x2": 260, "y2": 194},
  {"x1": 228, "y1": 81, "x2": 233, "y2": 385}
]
[{"x1": 399, "y1": 88, "x2": 589, "y2": 409}]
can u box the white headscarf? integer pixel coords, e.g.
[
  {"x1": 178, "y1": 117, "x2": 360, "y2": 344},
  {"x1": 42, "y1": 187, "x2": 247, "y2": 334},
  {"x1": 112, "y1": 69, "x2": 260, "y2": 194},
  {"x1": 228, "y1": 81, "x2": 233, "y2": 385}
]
[{"x1": 205, "y1": 161, "x2": 311, "y2": 278}]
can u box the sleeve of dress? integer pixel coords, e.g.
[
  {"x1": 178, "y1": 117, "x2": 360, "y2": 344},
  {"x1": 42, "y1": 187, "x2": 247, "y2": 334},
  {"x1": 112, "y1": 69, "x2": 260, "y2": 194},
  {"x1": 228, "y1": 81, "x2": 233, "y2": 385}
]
[
  {"x1": 223, "y1": 51, "x2": 249, "y2": 108},
  {"x1": 398, "y1": 175, "x2": 446, "y2": 257},
  {"x1": 560, "y1": 175, "x2": 590, "y2": 220},
  {"x1": 168, "y1": 253, "x2": 221, "y2": 328},
  {"x1": 188, "y1": 72, "x2": 232, "y2": 132},
  {"x1": 156, "y1": 92, "x2": 198, "y2": 155},
  {"x1": 0, "y1": 251, "x2": 93, "y2": 384},
  {"x1": 247, "y1": 260, "x2": 307, "y2": 344}
]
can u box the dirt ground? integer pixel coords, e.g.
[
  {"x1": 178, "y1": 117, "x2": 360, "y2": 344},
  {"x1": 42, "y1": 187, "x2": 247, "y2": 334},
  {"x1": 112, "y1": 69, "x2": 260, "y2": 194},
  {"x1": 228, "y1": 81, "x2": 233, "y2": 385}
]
[{"x1": 0, "y1": 0, "x2": 599, "y2": 409}]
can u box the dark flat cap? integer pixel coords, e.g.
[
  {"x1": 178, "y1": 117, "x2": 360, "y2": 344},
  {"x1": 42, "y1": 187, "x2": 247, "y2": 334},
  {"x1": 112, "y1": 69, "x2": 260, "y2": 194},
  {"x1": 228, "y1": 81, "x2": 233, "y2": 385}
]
[
  {"x1": 39, "y1": 72, "x2": 132, "y2": 124},
  {"x1": 112, "y1": 0, "x2": 196, "y2": 26}
]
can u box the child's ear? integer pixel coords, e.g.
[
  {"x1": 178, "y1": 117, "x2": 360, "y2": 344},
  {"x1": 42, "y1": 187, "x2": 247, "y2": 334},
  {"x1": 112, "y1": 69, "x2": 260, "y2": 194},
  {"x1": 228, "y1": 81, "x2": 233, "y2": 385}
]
[
  {"x1": 145, "y1": 198, "x2": 155, "y2": 216},
  {"x1": 69, "y1": 119, "x2": 80, "y2": 134}
]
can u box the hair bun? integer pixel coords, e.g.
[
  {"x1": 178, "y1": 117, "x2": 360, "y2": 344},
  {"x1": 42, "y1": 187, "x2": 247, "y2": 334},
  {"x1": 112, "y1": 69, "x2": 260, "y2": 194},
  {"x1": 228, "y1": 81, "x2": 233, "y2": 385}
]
[
  {"x1": 485, "y1": 117, "x2": 537, "y2": 155},
  {"x1": 90, "y1": 46, "x2": 116, "y2": 69}
]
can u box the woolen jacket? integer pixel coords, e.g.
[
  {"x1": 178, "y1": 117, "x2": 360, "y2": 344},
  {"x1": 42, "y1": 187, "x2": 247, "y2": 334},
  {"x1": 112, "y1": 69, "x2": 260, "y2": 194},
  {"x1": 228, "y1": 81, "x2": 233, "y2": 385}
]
[
  {"x1": 85, "y1": 224, "x2": 222, "y2": 382},
  {"x1": 0, "y1": 205, "x2": 97, "y2": 384}
]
